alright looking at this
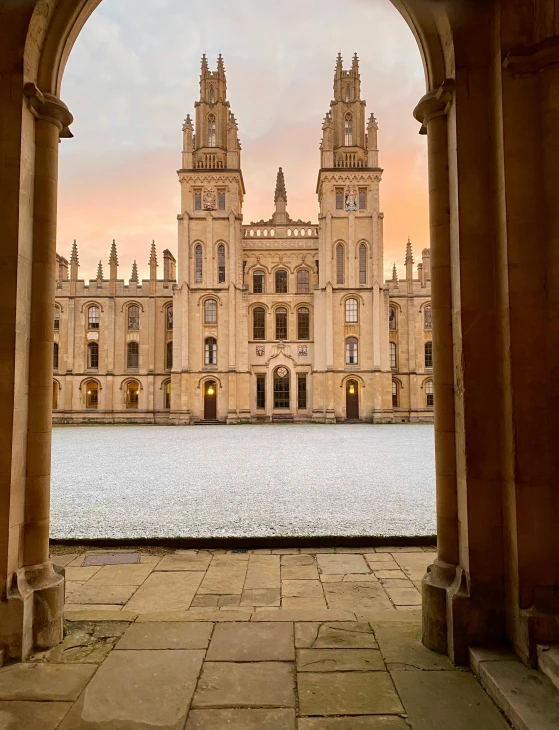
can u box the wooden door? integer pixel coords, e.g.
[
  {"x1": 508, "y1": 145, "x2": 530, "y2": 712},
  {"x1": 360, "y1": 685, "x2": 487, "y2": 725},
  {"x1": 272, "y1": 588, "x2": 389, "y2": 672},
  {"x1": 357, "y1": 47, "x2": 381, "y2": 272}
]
[
  {"x1": 346, "y1": 380, "x2": 359, "y2": 420},
  {"x1": 204, "y1": 381, "x2": 217, "y2": 420}
]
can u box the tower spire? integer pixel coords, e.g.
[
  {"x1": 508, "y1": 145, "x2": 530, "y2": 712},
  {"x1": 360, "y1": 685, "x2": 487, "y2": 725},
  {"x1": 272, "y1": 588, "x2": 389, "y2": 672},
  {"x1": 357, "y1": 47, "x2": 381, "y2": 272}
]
[
  {"x1": 96, "y1": 260, "x2": 103, "y2": 281},
  {"x1": 392, "y1": 263, "x2": 399, "y2": 285},
  {"x1": 130, "y1": 261, "x2": 138, "y2": 283},
  {"x1": 109, "y1": 239, "x2": 118, "y2": 266},
  {"x1": 272, "y1": 167, "x2": 288, "y2": 224},
  {"x1": 201, "y1": 53, "x2": 208, "y2": 74},
  {"x1": 274, "y1": 167, "x2": 287, "y2": 203},
  {"x1": 217, "y1": 53, "x2": 225, "y2": 79}
]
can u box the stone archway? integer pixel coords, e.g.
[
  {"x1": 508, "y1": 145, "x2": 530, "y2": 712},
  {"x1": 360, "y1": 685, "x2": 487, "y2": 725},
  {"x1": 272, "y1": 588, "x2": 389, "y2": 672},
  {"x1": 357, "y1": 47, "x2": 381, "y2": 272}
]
[{"x1": 2, "y1": 0, "x2": 559, "y2": 671}]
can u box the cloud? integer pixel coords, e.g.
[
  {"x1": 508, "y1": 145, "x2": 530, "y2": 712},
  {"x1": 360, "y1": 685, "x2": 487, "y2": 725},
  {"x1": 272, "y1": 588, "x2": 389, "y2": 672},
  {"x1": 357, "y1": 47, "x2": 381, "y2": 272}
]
[{"x1": 59, "y1": 0, "x2": 428, "y2": 280}]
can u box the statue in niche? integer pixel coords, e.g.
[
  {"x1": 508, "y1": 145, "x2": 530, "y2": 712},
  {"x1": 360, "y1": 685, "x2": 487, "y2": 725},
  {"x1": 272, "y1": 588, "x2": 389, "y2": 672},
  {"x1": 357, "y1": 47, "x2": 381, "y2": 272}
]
[
  {"x1": 345, "y1": 186, "x2": 358, "y2": 211},
  {"x1": 203, "y1": 187, "x2": 216, "y2": 210},
  {"x1": 424, "y1": 305, "x2": 432, "y2": 330}
]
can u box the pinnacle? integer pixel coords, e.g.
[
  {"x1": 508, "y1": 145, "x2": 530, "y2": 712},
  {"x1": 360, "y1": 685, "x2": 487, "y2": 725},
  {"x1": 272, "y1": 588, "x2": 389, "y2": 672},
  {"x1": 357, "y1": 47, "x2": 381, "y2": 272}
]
[
  {"x1": 109, "y1": 239, "x2": 118, "y2": 265},
  {"x1": 70, "y1": 239, "x2": 79, "y2": 264},
  {"x1": 96, "y1": 260, "x2": 104, "y2": 280},
  {"x1": 130, "y1": 261, "x2": 138, "y2": 283},
  {"x1": 274, "y1": 167, "x2": 287, "y2": 203},
  {"x1": 405, "y1": 238, "x2": 414, "y2": 265},
  {"x1": 149, "y1": 241, "x2": 158, "y2": 267}
]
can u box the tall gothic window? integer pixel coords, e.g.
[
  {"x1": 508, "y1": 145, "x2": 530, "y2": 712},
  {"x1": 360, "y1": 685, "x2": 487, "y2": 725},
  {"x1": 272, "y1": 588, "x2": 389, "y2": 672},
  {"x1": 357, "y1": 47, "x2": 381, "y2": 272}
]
[
  {"x1": 166, "y1": 340, "x2": 173, "y2": 370},
  {"x1": 335, "y1": 188, "x2": 344, "y2": 210},
  {"x1": 426, "y1": 379, "x2": 434, "y2": 407},
  {"x1": 127, "y1": 341, "x2": 139, "y2": 369},
  {"x1": 359, "y1": 244, "x2": 367, "y2": 284},
  {"x1": 204, "y1": 299, "x2": 217, "y2": 325},
  {"x1": 298, "y1": 374, "x2": 307, "y2": 409},
  {"x1": 53, "y1": 342, "x2": 59, "y2": 370},
  {"x1": 218, "y1": 190, "x2": 225, "y2": 210},
  {"x1": 390, "y1": 341, "x2": 397, "y2": 370},
  {"x1": 164, "y1": 381, "x2": 171, "y2": 409},
  {"x1": 166, "y1": 305, "x2": 173, "y2": 331},
  {"x1": 345, "y1": 337, "x2": 358, "y2": 365},
  {"x1": 209, "y1": 86, "x2": 215, "y2": 103},
  {"x1": 275, "y1": 269, "x2": 288, "y2": 293},
  {"x1": 53, "y1": 382, "x2": 59, "y2": 410},
  {"x1": 205, "y1": 337, "x2": 217, "y2": 365},
  {"x1": 253, "y1": 270, "x2": 265, "y2": 293},
  {"x1": 392, "y1": 380, "x2": 399, "y2": 408},
  {"x1": 253, "y1": 307, "x2": 265, "y2": 340},
  {"x1": 297, "y1": 269, "x2": 310, "y2": 294},
  {"x1": 87, "y1": 342, "x2": 99, "y2": 370},
  {"x1": 344, "y1": 113, "x2": 353, "y2": 146},
  {"x1": 256, "y1": 374, "x2": 266, "y2": 409},
  {"x1": 425, "y1": 341, "x2": 433, "y2": 369},
  {"x1": 389, "y1": 306, "x2": 397, "y2": 330},
  {"x1": 345, "y1": 298, "x2": 358, "y2": 323},
  {"x1": 273, "y1": 367, "x2": 290, "y2": 409},
  {"x1": 336, "y1": 244, "x2": 344, "y2": 284},
  {"x1": 345, "y1": 85, "x2": 351, "y2": 102},
  {"x1": 126, "y1": 382, "x2": 139, "y2": 409},
  {"x1": 218, "y1": 244, "x2": 226, "y2": 283},
  {"x1": 275, "y1": 307, "x2": 288, "y2": 340},
  {"x1": 88, "y1": 305, "x2": 100, "y2": 329},
  {"x1": 359, "y1": 189, "x2": 367, "y2": 210},
  {"x1": 297, "y1": 307, "x2": 310, "y2": 340},
  {"x1": 127, "y1": 305, "x2": 139, "y2": 330},
  {"x1": 424, "y1": 305, "x2": 432, "y2": 330},
  {"x1": 208, "y1": 114, "x2": 216, "y2": 147},
  {"x1": 54, "y1": 306, "x2": 60, "y2": 331},
  {"x1": 195, "y1": 244, "x2": 203, "y2": 283}
]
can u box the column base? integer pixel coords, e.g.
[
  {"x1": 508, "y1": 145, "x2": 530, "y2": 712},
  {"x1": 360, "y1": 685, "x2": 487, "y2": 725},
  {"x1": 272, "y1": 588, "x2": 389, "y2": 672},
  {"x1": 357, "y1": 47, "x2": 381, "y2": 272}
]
[
  {"x1": 518, "y1": 587, "x2": 559, "y2": 667},
  {"x1": 0, "y1": 561, "x2": 64, "y2": 662}
]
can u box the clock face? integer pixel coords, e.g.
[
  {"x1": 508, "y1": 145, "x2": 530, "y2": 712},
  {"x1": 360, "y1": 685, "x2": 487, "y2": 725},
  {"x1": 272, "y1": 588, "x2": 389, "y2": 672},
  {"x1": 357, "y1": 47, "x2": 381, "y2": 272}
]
[{"x1": 277, "y1": 367, "x2": 288, "y2": 378}]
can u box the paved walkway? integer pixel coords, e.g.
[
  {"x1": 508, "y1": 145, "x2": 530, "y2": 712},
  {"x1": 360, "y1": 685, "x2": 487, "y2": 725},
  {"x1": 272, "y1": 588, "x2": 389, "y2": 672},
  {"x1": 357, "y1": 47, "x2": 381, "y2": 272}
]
[{"x1": 0, "y1": 547, "x2": 511, "y2": 729}]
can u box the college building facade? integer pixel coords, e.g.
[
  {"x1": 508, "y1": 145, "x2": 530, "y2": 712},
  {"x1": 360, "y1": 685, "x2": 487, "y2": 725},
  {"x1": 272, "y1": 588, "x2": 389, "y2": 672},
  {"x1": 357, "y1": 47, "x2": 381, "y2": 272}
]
[{"x1": 53, "y1": 54, "x2": 433, "y2": 424}]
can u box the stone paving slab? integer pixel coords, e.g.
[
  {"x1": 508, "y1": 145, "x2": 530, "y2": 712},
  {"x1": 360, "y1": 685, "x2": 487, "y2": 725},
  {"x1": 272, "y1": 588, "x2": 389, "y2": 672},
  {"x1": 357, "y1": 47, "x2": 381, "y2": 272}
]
[
  {"x1": 252, "y1": 609, "x2": 357, "y2": 621},
  {"x1": 125, "y1": 571, "x2": 203, "y2": 612},
  {"x1": 116, "y1": 621, "x2": 214, "y2": 650},
  {"x1": 314, "y1": 622, "x2": 378, "y2": 649},
  {"x1": 65, "y1": 584, "x2": 137, "y2": 605},
  {"x1": 39, "y1": 621, "x2": 129, "y2": 664},
  {"x1": 298, "y1": 718, "x2": 411, "y2": 729},
  {"x1": 193, "y1": 662, "x2": 295, "y2": 708},
  {"x1": 85, "y1": 563, "x2": 155, "y2": 585},
  {"x1": 136, "y1": 609, "x2": 252, "y2": 622},
  {"x1": 374, "y1": 621, "x2": 453, "y2": 671},
  {"x1": 297, "y1": 671, "x2": 404, "y2": 715},
  {"x1": 392, "y1": 670, "x2": 511, "y2": 730},
  {"x1": 186, "y1": 708, "x2": 296, "y2": 729},
  {"x1": 244, "y1": 555, "x2": 281, "y2": 589},
  {"x1": 0, "y1": 701, "x2": 72, "y2": 730},
  {"x1": 241, "y1": 588, "x2": 281, "y2": 606},
  {"x1": 155, "y1": 552, "x2": 213, "y2": 571},
  {"x1": 296, "y1": 648, "x2": 385, "y2": 672},
  {"x1": 65, "y1": 608, "x2": 138, "y2": 621},
  {"x1": 282, "y1": 565, "x2": 320, "y2": 580},
  {"x1": 59, "y1": 650, "x2": 205, "y2": 730},
  {"x1": 323, "y1": 582, "x2": 394, "y2": 611},
  {"x1": 206, "y1": 622, "x2": 294, "y2": 661},
  {"x1": 318, "y1": 554, "x2": 371, "y2": 574},
  {"x1": 0, "y1": 664, "x2": 96, "y2": 701},
  {"x1": 198, "y1": 557, "x2": 248, "y2": 595}
]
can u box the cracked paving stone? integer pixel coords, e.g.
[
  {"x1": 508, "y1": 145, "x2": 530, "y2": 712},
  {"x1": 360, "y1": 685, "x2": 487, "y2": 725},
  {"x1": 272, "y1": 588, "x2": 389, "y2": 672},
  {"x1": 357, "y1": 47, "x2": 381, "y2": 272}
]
[
  {"x1": 312, "y1": 623, "x2": 379, "y2": 649},
  {"x1": 206, "y1": 622, "x2": 294, "y2": 661},
  {"x1": 373, "y1": 621, "x2": 453, "y2": 670},
  {"x1": 297, "y1": 648, "x2": 385, "y2": 671},
  {"x1": 297, "y1": 671, "x2": 404, "y2": 715},
  {"x1": 34, "y1": 622, "x2": 129, "y2": 664},
  {"x1": 193, "y1": 662, "x2": 295, "y2": 708}
]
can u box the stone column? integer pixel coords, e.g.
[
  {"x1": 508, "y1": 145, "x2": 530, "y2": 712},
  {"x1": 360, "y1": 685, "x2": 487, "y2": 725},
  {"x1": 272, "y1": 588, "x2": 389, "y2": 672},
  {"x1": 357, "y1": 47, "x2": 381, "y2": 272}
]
[
  {"x1": 21, "y1": 84, "x2": 73, "y2": 652},
  {"x1": 414, "y1": 82, "x2": 459, "y2": 654}
]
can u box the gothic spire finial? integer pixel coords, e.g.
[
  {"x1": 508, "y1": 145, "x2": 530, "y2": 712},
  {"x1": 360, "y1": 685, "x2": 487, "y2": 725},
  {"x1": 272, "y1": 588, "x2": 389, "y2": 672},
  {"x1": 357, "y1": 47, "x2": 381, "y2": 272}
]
[
  {"x1": 96, "y1": 260, "x2": 103, "y2": 281},
  {"x1": 149, "y1": 240, "x2": 157, "y2": 265},
  {"x1": 274, "y1": 167, "x2": 287, "y2": 203},
  {"x1": 201, "y1": 53, "x2": 208, "y2": 73},
  {"x1": 368, "y1": 112, "x2": 378, "y2": 129},
  {"x1": 130, "y1": 260, "x2": 138, "y2": 283},
  {"x1": 405, "y1": 238, "x2": 414, "y2": 265},
  {"x1": 336, "y1": 51, "x2": 343, "y2": 67},
  {"x1": 109, "y1": 239, "x2": 118, "y2": 266},
  {"x1": 392, "y1": 263, "x2": 399, "y2": 284},
  {"x1": 182, "y1": 114, "x2": 193, "y2": 132},
  {"x1": 70, "y1": 239, "x2": 79, "y2": 265},
  {"x1": 352, "y1": 51, "x2": 359, "y2": 69},
  {"x1": 217, "y1": 53, "x2": 225, "y2": 76}
]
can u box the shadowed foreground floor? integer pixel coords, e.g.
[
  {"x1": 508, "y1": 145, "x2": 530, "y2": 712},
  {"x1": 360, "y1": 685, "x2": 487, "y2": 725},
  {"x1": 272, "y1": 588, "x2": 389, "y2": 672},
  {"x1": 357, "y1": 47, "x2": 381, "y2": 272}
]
[{"x1": 0, "y1": 546, "x2": 511, "y2": 729}]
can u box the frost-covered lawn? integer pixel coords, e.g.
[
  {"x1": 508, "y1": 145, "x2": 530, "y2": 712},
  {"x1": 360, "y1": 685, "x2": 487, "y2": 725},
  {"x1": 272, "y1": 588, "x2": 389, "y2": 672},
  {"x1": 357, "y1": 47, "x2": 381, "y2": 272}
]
[{"x1": 51, "y1": 423, "x2": 435, "y2": 539}]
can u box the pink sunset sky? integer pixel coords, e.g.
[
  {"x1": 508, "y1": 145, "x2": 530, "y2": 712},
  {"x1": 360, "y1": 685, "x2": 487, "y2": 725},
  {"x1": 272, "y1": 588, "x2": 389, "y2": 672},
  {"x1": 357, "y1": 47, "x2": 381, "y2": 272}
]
[{"x1": 58, "y1": 0, "x2": 429, "y2": 281}]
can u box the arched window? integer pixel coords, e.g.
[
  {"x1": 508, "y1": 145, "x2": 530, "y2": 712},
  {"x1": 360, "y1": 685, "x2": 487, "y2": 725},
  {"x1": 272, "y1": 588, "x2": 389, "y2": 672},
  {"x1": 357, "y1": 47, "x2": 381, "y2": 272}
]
[
  {"x1": 204, "y1": 299, "x2": 217, "y2": 325},
  {"x1": 205, "y1": 337, "x2": 217, "y2": 365},
  {"x1": 166, "y1": 340, "x2": 173, "y2": 370},
  {"x1": 126, "y1": 381, "x2": 139, "y2": 409},
  {"x1": 86, "y1": 381, "x2": 98, "y2": 409},
  {"x1": 54, "y1": 306, "x2": 60, "y2": 331},
  {"x1": 164, "y1": 381, "x2": 171, "y2": 410},
  {"x1": 127, "y1": 341, "x2": 139, "y2": 369},
  {"x1": 127, "y1": 305, "x2": 139, "y2": 330},
  {"x1": 217, "y1": 244, "x2": 226, "y2": 283},
  {"x1": 52, "y1": 382, "x2": 59, "y2": 410},
  {"x1": 208, "y1": 114, "x2": 216, "y2": 147},
  {"x1": 253, "y1": 307, "x2": 265, "y2": 340},
  {"x1": 345, "y1": 337, "x2": 358, "y2": 365},
  {"x1": 426, "y1": 380, "x2": 434, "y2": 407},
  {"x1": 87, "y1": 342, "x2": 99, "y2": 370},
  {"x1": 297, "y1": 269, "x2": 310, "y2": 294},
  {"x1": 345, "y1": 298, "x2": 358, "y2": 323},
  {"x1": 209, "y1": 86, "x2": 215, "y2": 103},
  {"x1": 88, "y1": 305, "x2": 100, "y2": 330},
  {"x1": 425, "y1": 341, "x2": 433, "y2": 369},
  {"x1": 390, "y1": 341, "x2": 397, "y2": 370},
  {"x1": 195, "y1": 244, "x2": 203, "y2": 283},
  {"x1": 253, "y1": 270, "x2": 265, "y2": 294},
  {"x1": 424, "y1": 305, "x2": 432, "y2": 330},
  {"x1": 275, "y1": 307, "x2": 288, "y2": 340},
  {"x1": 345, "y1": 85, "x2": 351, "y2": 102},
  {"x1": 275, "y1": 269, "x2": 288, "y2": 293},
  {"x1": 359, "y1": 244, "x2": 367, "y2": 284},
  {"x1": 336, "y1": 244, "x2": 344, "y2": 284},
  {"x1": 53, "y1": 342, "x2": 59, "y2": 370},
  {"x1": 297, "y1": 307, "x2": 310, "y2": 340},
  {"x1": 392, "y1": 381, "x2": 398, "y2": 408},
  {"x1": 344, "y1": 113, "x2": 353, "y2": 146},
  {"x1": 166, "y1": 306, "x2": 173, "y2": 331},
  {"x1": 389, "y1": 306, "x2": 397, "y2": 330},
  {"x1": 273, "y1": 366, "x2": 290, "y2": 409}
]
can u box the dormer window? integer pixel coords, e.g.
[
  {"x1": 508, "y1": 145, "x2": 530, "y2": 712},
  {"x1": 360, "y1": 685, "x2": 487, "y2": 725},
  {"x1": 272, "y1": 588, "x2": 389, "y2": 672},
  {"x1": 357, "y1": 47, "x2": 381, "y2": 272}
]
[
  {"x1": 344, "y1": 114, "x2": 353, "y2": 146},
  {"x1": 345, "y1": 85, "x2": 351, "y2": 102},
  {"x1": 209, "y1": 86, "x2": 215, "y2": 103},
  {"x1": 208, "y1": 114, "x2": 216, "y2": 147}
]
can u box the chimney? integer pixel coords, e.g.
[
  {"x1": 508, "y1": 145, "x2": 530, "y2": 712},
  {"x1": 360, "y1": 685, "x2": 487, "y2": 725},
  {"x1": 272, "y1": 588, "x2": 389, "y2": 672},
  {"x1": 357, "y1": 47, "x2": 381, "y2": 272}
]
[
  {"x1": 422, "y1": 248, "x2": 431, "y2": 285},
  {"x1": 163, "y1": 249, "x2": 176, "y2": 281}
]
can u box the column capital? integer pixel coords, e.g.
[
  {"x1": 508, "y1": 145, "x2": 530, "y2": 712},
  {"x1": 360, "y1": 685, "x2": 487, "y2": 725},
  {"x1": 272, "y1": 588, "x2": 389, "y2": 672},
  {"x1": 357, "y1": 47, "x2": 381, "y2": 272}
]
[
  {"x1": 414, "y1": 80, "x2": 455, "y2": 135},
  {"x1": 23, "y1": 83, "x2": 73, "y2": 136},
  {"x1": 504, "y1": 37, "x2": 559, "y2": 75}
]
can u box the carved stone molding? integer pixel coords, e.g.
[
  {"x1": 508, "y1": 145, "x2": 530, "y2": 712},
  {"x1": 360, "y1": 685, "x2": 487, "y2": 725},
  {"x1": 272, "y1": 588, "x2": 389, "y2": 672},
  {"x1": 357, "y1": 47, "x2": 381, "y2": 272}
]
[
  {"x1": 414, "y1": 79, "x2": 455, "y2": 135},
  {"x1": 504, "y1": 37, "x2": 559, "y2": 75},
  {"x1": 23, "y1": 83, "x2": 73, "y2": 135}
]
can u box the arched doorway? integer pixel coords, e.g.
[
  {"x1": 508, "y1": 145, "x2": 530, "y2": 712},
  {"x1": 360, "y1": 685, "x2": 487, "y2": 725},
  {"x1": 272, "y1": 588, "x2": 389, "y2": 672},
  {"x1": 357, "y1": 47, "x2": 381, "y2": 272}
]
[
  {"x1": 273, "y1": 366, "x2": 290, "y2": 409},
  {"x1": 85, "y1": 380, "x2": 98, "y2": 409},
  {"x1": 346, "y1": 379, "x2": 359, "y2": 420},
  {"x1": 204, "y1": 380, "x2": 217, "y2": 420}
]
